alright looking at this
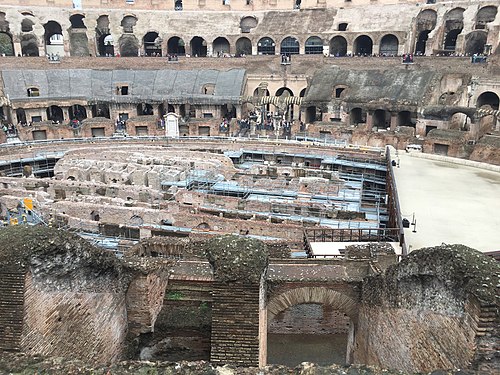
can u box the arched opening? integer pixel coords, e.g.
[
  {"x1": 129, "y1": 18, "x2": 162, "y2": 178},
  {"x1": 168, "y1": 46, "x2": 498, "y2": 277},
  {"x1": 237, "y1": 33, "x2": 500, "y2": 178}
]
[
  {"x1": 47, "y1": 105, "x2": 64, "y2": 123},
  {"x1": 90, "y1": 211, "x2": 100, "y2": 221},
  {"x1": 92, "y1": 103, "x2": 110, "y2": 118},
  {"x1": 330, "y1": 36, "x2": 347, "y2": 57},
  {"x1": 240, "y1": 16, "x2": 258, "y2": 33},
  {"x1": 0, "y1": 32, "x2": 14, "y2": 56},
  {"x1": 476, "y1": 91, "x2": 499, "y2": 110},
  {"x1": 276, "y1": 87, "x2": 295, "y2": 120},
  {"x1": 196, "y1": 222, "x2": 210, "y2": 230},
  {"x1": 449, "y1": 112, "x2": 471, "y2": 131},
  {"x1": 121, "y1": 15, "x2": 137, "y2": 33},
  {"x1": 129, "y1": 215, "x2": 144, "y2": 226},
  {"x1": 16, "y1": 108, "x2": 27, "y2": 125},
  {"x1": 119, "y1": 34, "x2": 139, "y2": 57},
  {"x1": 213, "y1": 37, "x2": 230, "y2": 56},
  {"x1": 137, "y1": 103, "x2": 154, "y2": 116},
  {"x1": 167, "y1": 36, "x2": 185, "y2": 55},
  {"x1": 379, "y1": 34, "x2": 398, "y2": 56},
  {"x1": 373, "y1": 109, "x2": 388, "y2": 129},
  {"x1": 44, "y1": 21, "x2": 64, "y2": 56},
  {"x1": 69, "y1": 104, "x2": 87, "y2": 121},
  {"x1": 442, "y1": 8, "x2": 464, "y2": 53},
  {"x1": 190, "y1": 36, "x2": 207, "y2": 57},
  {"x1": 280, "y1": 36, "x2": 299, "y2": 55},
  {"x1": 415, "y1": 31, "x2": 430, "y2": 55},
  {"x1": 350, "y1": 108, "x2": 364, "y2": 125},
  {"x1": 70, "y1": 14, "x2": 86, "y2": 29},
  {"x1": 353, "y1": 35, "x2": 373, "y2": 55},
  {"x1": 98, "y1": 34, "x2": 114, "y2": 57},
  {"x1": 305, "y1": 106, "x2": 321, "y2": 123},
  {"x1": 444, "y1": 29, "x2": 462, "y2": 52},
  {"x1": 236, "y1": 37, "x2": 252, "y2": 56},
  {"x1": 143, "y1": 31, "x2": 162, "y2": 56},
  {"x1": 267, "y1": 287, "x2": 357, "y2": 367},
  {"x1": 397, "y1": 111, "x2": 414, "y2": 127},
  {"x1": 338, "y1": 23, "x2": 348, "y2": 31},
  {"x1": 305, "y1": 36, "x2": 323, "y2": 54},
  {"x1": 464, "y1": 31, "x2": 487, "y2": 56},
  {"x1": 257, "y1": 37, "x2": 275, "y2": 55},
  {"x1": 475, "y1": 6, "x2": 497, "y2": 30},
  {"x1": 21, "y1": 18, "x2": 34, "y2": 33}
]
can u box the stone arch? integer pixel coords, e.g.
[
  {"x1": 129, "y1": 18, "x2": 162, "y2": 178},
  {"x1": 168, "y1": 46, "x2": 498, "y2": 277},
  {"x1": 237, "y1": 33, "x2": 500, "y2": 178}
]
[
  {"x1": 236, "y1": 37, "x2": 251, "y2": 56},
  {"x1": 464, "y1": 31, "x2": 487, "y2": 55},
  {"x1": 0, "y1": 32, "x2": 14, "y2": 56},
  {"x1": 69, "y1": 104, "x2": 87, "y2": 120},
  {"x1": 213, "y1": 37, "x2": 230, "y2": 56},
  {"x1": 280, "y1": 36, "x2": 299, "y2": 55},
  {"x1": 475, "y1": 6, "x2": 497, "y2": 30},
  {"x1": 21, "y1": 18, "x2": 34, "y2": 33},
  {"x1": 70, "y1": 14, "x2": 86, "y2": 29},
  {"x1": 414, "y1": 9, "x2": 437, "y2": 54},
  {"x1": 476, "y1": 91, "x2": 499, "y2": 110},
  {"x1": 121, "y1": 15, "x2": 137, "y2": 33},
  {"x1": 44, "y1": 21, "x2": 64, "y2": 56},
  {"x1": 305, "y1": 36, "x2": 323, "y2": 54},
  {"x1": 257, "y1": 37, "x2": 275, "y2": 55},
  {"x1": 21, "y1": 34, "x2": 39, "y2": 56},
  {"x1": 167, "y1": 36, "x2": 185, "y2": 55},
  {"x1": 129, "y1": 215, "x2": 144, "y2": 226},
  {"x1": 143, "y1": 31, "x2": 162, "y2": 56},
  {"x1": 379, "y1": 34, "x2": 398, "y2": 56},
  {"x1": 350, "y1": 107, "x2": 365, "y2": 125},
  {"x1": 353, "y1": 35, "x2": 373, "y2": 55},
  {"x1": 449, "y1": 111, "x2": 472, "y2": 131},
  {"x1": 0, "y1": 12, "x2": 10, "y2": 33},
  {"x1": 47, "y1": 105, "x2": 64, "y2": 123},
  {"x1": 267, "y1": 287, "x2": 358, "y2": 321},
  {"x1": 330, "y1": 36, "x2": 347, "y2": 57},
  {"x1": 190, "y1": 36, "x2": 207, "y2": 57},
  {"x1": 443, "y1": 8, "x2": 464, "y2": 53},
  {"x1": 119, "y1": 34, "x2": 139, "y2": 57},
  {"x1": 98, "y1": 34, "x2": 114, "y2": 56},
  {"x1": 240, "y1": 16, "x2": 258, "y2": 33},
  {"x1": 373, "y1": 109, "x2": 389, "y2": 129},
  {"x1": 196, "y1": 222, "x2": 210, "y2": 230},
  {"x1": 69, "y1": 14, "x2": 89, "y2": 56}
]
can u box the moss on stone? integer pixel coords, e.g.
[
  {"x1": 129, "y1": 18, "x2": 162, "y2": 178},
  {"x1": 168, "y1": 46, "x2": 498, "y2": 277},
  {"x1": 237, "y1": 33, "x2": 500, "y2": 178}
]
[{"x1": 204, "y1": 235, "x2": 268, "y2": 283}]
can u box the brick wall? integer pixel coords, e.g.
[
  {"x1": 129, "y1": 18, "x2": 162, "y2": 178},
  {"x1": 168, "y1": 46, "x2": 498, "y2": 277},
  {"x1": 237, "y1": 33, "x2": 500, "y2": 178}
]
[
  {"x1": 0, "y1": 264, "x2": 25, "y2": 351},
  {"x1": 210, "y1": 283, "x2": 261, "y2": 366}
]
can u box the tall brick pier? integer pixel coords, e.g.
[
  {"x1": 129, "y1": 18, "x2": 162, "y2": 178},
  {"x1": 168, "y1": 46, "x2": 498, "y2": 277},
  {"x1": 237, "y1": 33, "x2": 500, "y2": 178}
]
[{"x1": 205, "y1": 235, "x2": 268, "y2": 367}]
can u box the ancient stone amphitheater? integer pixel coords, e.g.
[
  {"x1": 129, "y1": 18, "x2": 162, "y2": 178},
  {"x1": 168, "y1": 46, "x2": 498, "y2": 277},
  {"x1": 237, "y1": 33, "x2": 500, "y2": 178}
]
[{"x1": 0, "y1": 0, "x2": 499, "y2": 374}]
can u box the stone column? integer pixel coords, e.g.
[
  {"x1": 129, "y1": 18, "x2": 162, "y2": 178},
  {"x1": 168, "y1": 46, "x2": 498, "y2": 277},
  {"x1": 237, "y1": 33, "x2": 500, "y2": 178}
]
[
  {"x1": 390, "y1": 113, "x2": 398, "y2": 131},
  {"x1": 206, "y1": 236, "x2": 269, "y2": 367},
  {"x1": 366, "y1": 111, "x2": 374, "y2": 131}
]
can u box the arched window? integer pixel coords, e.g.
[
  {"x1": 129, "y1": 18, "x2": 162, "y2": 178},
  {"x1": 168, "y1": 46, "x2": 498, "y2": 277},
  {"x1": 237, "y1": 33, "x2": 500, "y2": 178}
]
[
  {"x1": 21, "y1": 18, "x2": 34, "y2": 32},
  {"x1": 236, "y1": 37, "x2": 252, "y2": 56},
  {"x1": 0, "y1": 32, "x2": 14, "y2": 56},
  {"x1": 379, "y1": 34, "x2": 398, "y2": 56},
  {"x1": 190, "y1": 36, "x2": 207, "y2": 57},
  {"x1": 330, "y1": 36, "x2": 347, "y2": 57},
  {"x1": 476, "y1": 91, "x2": 499, "y2": 110},
  {"x1": 70, "y1": 14, "x2": 86, "y2": 29},
  {"x1": 44, "y1": 21, "x2": 64, "y2": 56},
  {"x1": 280, "y1": 36, "x2": 299, "y2": 55},
  {"x1": 353, "y1": 35, "x2": 373, "y2": 55},
  {"x1": 257, "y1": 37, "x2": 275, "y2": 55},
  {"x1": 213, "y1": 37, "x2": 230, "y2": 56},
  {"x1": 167, "y1": 36, "x2": 185, "y2": 55},
  {"x1": 305, "y1": 36, "x2": 323, "y2": 55},
  {"x1": 27, "y1": 87, "x2": 40, "y2": 97},
  {"x1": 47, "y1": 105, "x2": 64, "y2": 123},
  {"x1": 143, "y1": 32, "x2": 162, "y2": 56},
  {"x1": 121, "y1": 15, "x2": 137, "y2": 33},
  {"x1": 475, "y1": 6, "x2": 497, "y2": 30},
  {"x1": 464, "y1": 31, "x2": 487, "y2": 56}
]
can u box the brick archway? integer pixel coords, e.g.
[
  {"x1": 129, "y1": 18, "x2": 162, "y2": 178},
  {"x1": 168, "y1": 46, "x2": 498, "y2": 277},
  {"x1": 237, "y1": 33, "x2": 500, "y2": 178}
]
[{"x1": 267, "y1": 286, "x2": 358, "y2": 321}]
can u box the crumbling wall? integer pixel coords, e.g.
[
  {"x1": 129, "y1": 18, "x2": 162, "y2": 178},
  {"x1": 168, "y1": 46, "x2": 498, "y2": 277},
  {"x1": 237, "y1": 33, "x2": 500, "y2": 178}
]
[{"x1": 354, "y1": 244, "x2": 499, "y2": 373}]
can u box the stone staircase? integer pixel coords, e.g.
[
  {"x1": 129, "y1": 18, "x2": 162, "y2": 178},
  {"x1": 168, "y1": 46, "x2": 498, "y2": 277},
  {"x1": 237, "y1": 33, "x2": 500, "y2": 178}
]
[{"x1": 0, "y1": 265, "x2": 25, "y2": 351}]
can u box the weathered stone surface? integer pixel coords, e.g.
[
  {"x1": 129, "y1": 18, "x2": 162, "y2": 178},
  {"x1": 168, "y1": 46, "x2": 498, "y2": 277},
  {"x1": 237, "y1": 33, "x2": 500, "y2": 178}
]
[{"x1": 205, "y1": 235, "x2": 269, "y2": 284}]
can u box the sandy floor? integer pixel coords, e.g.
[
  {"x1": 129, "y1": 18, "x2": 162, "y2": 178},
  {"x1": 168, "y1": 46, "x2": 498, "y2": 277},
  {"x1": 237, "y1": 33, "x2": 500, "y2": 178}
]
[{"x1": 392, "y1": 152, "x2": 500, "y2": 253}]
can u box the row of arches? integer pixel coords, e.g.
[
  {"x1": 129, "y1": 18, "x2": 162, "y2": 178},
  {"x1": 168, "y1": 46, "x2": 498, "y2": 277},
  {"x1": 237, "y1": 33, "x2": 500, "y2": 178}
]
[{"x1": 96, "y1": 34, "x2": 400, "y2": 58}]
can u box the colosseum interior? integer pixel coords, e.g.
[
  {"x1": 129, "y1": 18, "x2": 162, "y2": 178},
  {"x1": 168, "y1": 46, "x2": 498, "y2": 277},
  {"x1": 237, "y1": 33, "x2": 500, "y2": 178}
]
[{"x1": 0, "y1": 0, "x2": 499, "y2": 374}]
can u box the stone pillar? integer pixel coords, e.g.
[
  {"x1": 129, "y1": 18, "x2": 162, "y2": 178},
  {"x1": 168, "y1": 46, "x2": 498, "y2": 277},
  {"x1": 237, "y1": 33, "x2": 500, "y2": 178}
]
[
  {"x1": 206, "y1": 236, "x2": 269, "y2": 367},
  {"x1": 366, "y1": 111, "x2": 374, "y2": 131},
  {"x1": 390, "y1": 113, "x2": 398, "y2": 131},
  {"x1": 13, "y1": 42, "x2": 21, "y2": 56},
  {"x1": 206, "y1": 42, "x2": 213, "y2": 57}
]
